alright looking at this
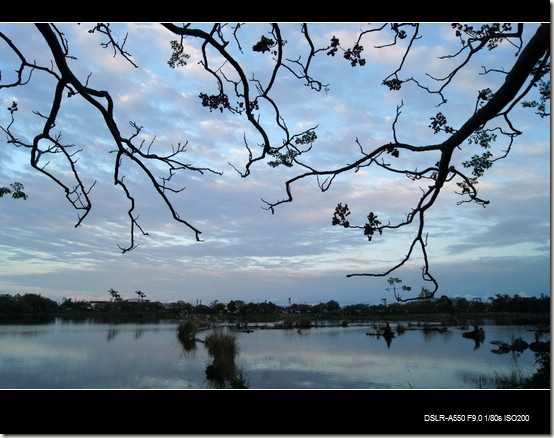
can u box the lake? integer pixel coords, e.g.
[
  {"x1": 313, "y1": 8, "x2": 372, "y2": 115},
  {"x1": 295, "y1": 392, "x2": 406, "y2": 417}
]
[{"x1": 0, "y1": 318, "x2": 545, "y2": 389}]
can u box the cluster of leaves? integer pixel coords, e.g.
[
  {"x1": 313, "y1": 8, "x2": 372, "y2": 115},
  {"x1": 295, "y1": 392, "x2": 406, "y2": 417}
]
[
  {"x1": 382, "y1": 78, "x2": 403, "y2": 91},
  {"x1": 521, "y1": 40, "x2": 550, "y2": 118},
  {"x1": 294, "y1": 130, "x2": 317, "y2": 146},
  {"x1": 385, "y1": 277, "x2": 412, "y2": 302},
  {"x1": 390, "y1": 23, "x2": 408, "y2": 40},
  {"x1": 386, "y1": 145, "x2": 400, "y2": 158},
  {"x1": 452, "y1": 23, "x2": 513, "y2": 50},
  {"x1": 468, "y1": 128, "x2": 496, "y2": 149},
  {"x1": 343, "y1": 43, "x2": 366, "y2": 67},
  {"x1": 167, "y1": 40, "x2": 190, "y2": 68},
  {"x1": 267, "y1": 130, "x2": 317, "y2": 167},
  {"x1": 198, "y1": 92, "x2": 231, "y2": 113},
  {"x1": 7, "y1": 101, "x2": 17, "y2": 114},
  {"x1": 267, "y1": 149, "x2": 300, "y2": 168},
  {"x1": 429, "y1": 112, "x2": 455, "y2": 134},
  {"x1": 332, "y1": 202, "x2": 351, "y2": 228},
  {"x1": 252, "y1": 35, "x2": 276, "y2": 54},
  {"x1": 476, "y1": 88, "x2": 494, "y2": 108},
  {"x1": 0, "y1": 182, "x2": 27, "y2": 200},
  {"x1": 363, "y1": 212, "x2": 382, "y2": 242},
  {"x1": 325, "y1": 35, "x2": 365, "y2": 66},
  {"x1": 326, "y1": 36, "x2": 340, "y2": 57},
  {"x1": 332, "y1": 203, "x2": 382, "y2": 242},
  {"x1": 461, "y1": 128, "x2": 497, "y2": 178},
  {"x1": 522, "y1": 78, "x2": 550, "y2": 118},
  {"x1": 463, "y1": 151, "x2": 494, "y2": 178}
]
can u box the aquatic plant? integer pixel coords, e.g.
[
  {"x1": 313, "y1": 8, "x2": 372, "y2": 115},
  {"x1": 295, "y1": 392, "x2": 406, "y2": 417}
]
[
  {"x1": 177, "y1": 318, "x2": 198, "y2": 340},
  {"x1": 477, "y1": 350, "x2": 550, "y2": 389},
  {"x1": 177, "y1": 318, "x2": 199, "y2": 352},
  {"x1": 204, "y1": 329, "x2": 248, "y2": 388}
]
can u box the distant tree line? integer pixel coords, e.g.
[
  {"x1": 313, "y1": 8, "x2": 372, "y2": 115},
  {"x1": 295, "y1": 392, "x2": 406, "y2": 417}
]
[{"x1": 0, "y1": 292, "x2": 549, "y2": 321}]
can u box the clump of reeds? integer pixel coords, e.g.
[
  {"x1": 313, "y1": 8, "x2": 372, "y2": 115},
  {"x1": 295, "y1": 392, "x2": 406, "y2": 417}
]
[
  {"x1": 177, "y1": 318, "x2": 198, "y2": 340},
  {"x1": 226, "y1": 368, "x2": 249, "y2": 389},
  {"x1": 477, "y1": 351, "x2": 550, "y2": 389},
  {"x1": 204, "y1": 329, "x2": 247, "y2": 388},
  {"x1": 177, "y1": 318, "x2": 198, "y2": 351},
  {"x1": 205, "y1": 329, "x2": 239, "y2": 360},
  {"x1": 477, "y1": 369, "x2": 528, "y2": 389}
]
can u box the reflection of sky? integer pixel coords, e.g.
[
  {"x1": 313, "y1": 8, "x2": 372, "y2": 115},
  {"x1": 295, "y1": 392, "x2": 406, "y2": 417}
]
[
  {"x1": 234, "y1": 325, "x2": 539, "y2": 389},
  {"x1": 0, "y1": 321, "x2": 206, "y2": 389},
  {"x1": 0, "y1": 322, "x2": 541, "y2": 389}
]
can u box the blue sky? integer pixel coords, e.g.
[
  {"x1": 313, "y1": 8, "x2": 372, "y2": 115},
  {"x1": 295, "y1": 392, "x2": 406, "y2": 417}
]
[{"x1": 0, "y1": 22, "x2": 550, "y2": 306}]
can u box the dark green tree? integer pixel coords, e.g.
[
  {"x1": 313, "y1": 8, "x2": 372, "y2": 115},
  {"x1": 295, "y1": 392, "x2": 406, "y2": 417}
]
[
  {"x1": 227, "y1": 300, "x2": 237, "y2": 313},
  {"x1": 325, "y1": 299, "x2": 341, "y2": 314},
  {"x1": 135, "y1": 290, "x2": 146, "y2": 302},
  {"x1": 14, "y1": 293, "x2": 57, "y2": 314},
  {"x1": 436, "y1": 295, "x2": 454, "y2": 313},
  {"x1": 108, "y1": 288, "x2": 122, "y2": 302}
]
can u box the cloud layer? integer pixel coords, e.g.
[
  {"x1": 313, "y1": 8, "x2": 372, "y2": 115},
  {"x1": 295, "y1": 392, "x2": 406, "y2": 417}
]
[{"x1": 0, "y1": 23, "x2": 549, "y2": 305}]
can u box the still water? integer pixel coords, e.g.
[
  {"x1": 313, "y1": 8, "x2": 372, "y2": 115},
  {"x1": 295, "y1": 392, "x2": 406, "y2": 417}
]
[{"x1": 0, "y1": 319, "x2": 544, "y2": 389}]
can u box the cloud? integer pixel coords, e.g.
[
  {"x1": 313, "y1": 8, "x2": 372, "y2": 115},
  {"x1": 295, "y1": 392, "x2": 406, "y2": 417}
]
[
  {"x1": 445, "y1": 217, "x2": 549, "y2": 255},
  {"x1": 0, "y1": 23, "x2": 549, "y2": 307}
]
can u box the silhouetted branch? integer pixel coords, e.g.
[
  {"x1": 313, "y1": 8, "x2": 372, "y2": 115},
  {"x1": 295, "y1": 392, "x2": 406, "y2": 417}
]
[{"x1": 263, "y1": 23, "x2": 550, "y2": 301}]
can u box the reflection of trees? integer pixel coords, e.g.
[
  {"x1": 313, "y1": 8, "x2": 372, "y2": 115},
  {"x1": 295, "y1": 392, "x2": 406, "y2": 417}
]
[
  {"x1": 178, "y1": 334, "x2": 197, "y2": 353},
  {"x1": 177, "y1": 338, "x2": 197, "y2": 362},
  {"x1": 382, "y1": 322, "x2": 394, "y2": 348},
  {"x1": 106, "y1": 328, "x2": 119, "y2": 342},
  {"x1": 366, "y1": 322, "x2": 395, "y2": 348},
  {"x1": 462, "y1": 325, "x2": 485, "y2": 350},
  {"x1": 176, "y1": 319, "x2": 200, "y2": 362},
  {"x1": 134, "y1": 328, "x2": 143, "y2": 340},
  {"x1": 16, "y1": 330, "x2": 42, "y2": 337},
  {"x1": 421, "y1": 327, "x2": 445, "y2": 343}
]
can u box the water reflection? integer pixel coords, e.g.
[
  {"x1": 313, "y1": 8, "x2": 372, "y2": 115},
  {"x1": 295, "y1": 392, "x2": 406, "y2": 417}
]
[
  {"x1": 0, "y1": 320, "x2": 546, "y2": 389},
  {"x1": 365, "y1": 321, "x2": 395, "y2": 348},
  {"x1": 134, "y1": 328, "x2": 143, "y2": 340},
  {"x1": 177, "y1": 329, "x2": 198, "y2": 358},
  {"x1": 106, "y1": 328, "x2": 119, "y2": 342},
  {"x1": 462, "y1": 324, "x2": 486, "y2": 350}
]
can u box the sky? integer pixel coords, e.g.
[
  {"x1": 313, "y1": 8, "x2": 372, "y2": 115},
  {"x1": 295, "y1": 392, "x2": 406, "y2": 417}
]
[{"x1": 0, "y1": 22, "x2": 550, "y2": 307}]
